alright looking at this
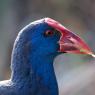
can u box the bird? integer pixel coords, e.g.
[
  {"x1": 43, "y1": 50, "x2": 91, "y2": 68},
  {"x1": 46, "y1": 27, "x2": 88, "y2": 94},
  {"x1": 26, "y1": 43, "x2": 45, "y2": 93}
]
[{"x1": 0, "y1": 17, "x2": 93, "y2": 95}]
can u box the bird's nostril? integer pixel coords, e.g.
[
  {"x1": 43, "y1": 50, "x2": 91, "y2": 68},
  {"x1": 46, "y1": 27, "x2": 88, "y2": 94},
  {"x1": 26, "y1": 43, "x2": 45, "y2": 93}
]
[
  {"x1": 64, "y1": 46, "x2": 78, "y2": 51},
  {"x1": 64, "y1": 38, "x2": 75, "y2": 44},
  {"x1": 60, "y1": 44, "x2": 78, "y2": 51}
]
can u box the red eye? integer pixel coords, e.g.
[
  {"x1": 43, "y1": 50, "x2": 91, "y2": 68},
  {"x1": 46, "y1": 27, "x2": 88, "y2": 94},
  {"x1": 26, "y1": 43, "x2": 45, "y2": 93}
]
[{"x1": 44, "y1": 30, "x2": 54, "y2": 37}]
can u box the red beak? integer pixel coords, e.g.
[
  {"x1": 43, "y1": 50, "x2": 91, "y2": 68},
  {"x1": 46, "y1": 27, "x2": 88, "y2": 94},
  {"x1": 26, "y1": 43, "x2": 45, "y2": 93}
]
[{"x1": 45, "y1": 18, "x2": 94, "y2": 56}]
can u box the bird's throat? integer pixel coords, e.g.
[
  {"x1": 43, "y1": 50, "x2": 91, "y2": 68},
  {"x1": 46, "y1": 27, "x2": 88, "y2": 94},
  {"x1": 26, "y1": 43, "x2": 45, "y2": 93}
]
[
  {"x1": 27, "y1": 55, "x2": 59, "y2": 95},
  {"x1": 11, "y1": 47, "x2": 59, "y2": 95}
]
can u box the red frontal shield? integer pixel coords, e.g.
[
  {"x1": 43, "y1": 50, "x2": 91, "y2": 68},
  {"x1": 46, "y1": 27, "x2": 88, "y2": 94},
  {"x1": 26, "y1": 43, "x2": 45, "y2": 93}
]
[{"x1": 44, "y1": 18, "x2": 94, "y2": 56}]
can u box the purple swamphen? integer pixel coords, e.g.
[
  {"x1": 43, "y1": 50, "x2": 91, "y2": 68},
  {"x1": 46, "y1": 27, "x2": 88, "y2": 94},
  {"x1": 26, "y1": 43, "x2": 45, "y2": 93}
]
[{"x1": 0, "y1": 18, "x2": 94, "y2": 95}]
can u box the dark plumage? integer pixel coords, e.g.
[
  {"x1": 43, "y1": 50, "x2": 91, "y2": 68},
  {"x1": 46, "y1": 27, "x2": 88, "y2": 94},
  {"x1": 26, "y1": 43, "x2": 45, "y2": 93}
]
[{"x1": 0, "y1": 18, "x2": 92, "y2": 95}]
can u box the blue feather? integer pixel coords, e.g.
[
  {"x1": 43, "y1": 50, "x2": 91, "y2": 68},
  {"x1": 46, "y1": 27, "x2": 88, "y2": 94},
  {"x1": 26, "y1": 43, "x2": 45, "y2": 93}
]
[{"x1": 0, "y1": 18, "x2": 61, "y2": 95}]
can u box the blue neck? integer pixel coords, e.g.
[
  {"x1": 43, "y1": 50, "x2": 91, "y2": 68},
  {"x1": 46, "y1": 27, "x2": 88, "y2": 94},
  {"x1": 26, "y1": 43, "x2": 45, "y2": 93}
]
[
  {"x1": 11, "y1": 39, "x2": 58, "y2": 95},
  {"x1": 30, "y1": 54, "x2": 58, "y2": 95}
]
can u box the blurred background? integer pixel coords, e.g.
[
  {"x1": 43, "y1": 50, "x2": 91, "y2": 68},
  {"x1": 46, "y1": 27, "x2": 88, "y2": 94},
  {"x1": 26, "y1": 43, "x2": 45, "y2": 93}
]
[{"x1": 0, "y1": 0, "x2": 95, "y2": 95}]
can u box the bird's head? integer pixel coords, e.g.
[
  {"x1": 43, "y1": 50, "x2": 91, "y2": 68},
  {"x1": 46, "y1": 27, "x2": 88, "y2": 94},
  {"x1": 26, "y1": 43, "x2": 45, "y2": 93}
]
[
  {"x1": 33, "y1": 18, "x2": 93, "y2": 56},
  {"x1": 11, "y1": 17, "x2": 94, "y2": 93},
  {"x1": 14, "y1": 17, "x2": 94, "y2": 61}
]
